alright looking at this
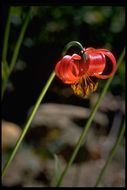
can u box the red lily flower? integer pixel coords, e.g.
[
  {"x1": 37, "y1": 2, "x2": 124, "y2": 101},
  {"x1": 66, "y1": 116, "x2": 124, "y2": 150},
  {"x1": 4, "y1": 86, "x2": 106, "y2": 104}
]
[{"x1": 55, "y1": 47, "x2": 116, "y2": 97}]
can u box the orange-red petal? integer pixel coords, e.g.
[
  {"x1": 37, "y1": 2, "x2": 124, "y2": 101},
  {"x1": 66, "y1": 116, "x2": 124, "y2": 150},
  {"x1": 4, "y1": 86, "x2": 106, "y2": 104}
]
[{"x1": 55, "y1": 55, "x2": 80, "y2": 84}]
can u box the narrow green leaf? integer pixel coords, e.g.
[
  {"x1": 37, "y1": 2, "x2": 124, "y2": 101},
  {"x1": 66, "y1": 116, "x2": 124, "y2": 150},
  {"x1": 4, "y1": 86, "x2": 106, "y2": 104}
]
[
  {"x1": 2, "y1": 61, "x2": 9, "y2": 81},
  {"x1": 95, "y1": 119, "x2": 125, "y2": 187},
  {"x1": 53, "y1": 154, "x2": 61, "y2": 185}
]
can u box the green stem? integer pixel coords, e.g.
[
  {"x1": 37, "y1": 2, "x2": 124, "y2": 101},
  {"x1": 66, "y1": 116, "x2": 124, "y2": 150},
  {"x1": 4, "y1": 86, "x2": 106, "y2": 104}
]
[
  {"x1": 2, "y1": 8, "x2": 31, "y2": 99},
  {"x1": 2, "y1": 40, "x2": 81, "y2": 178},
  {"x1": 56, "y1": 48, "x2": 125, "y2": 187},
  {"x1": 95, "y1": 119, "x2": 125, "y2": 187},
  {"x1": 2, "y1": 7, "x2": 12, "y2": 92},
  {"x1": 2, "y1": 71, "x2": 56, "y2": 179},
  {"x1": 62, "y1": 41, "x2": 84, "y2": 56},
  {"x1": 9, "y1": 10, "x2": 31, "y2": 75},
  {"x1": 2, "y1": 7, "x2": 11, "y2": 64}
]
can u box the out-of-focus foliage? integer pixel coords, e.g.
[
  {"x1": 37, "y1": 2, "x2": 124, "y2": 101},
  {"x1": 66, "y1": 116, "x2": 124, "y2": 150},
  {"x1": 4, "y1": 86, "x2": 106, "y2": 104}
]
[
  {"x1": 30, "y1": 6, "x2": 125, "y2": 52},
  {"x1": 9, "y1": 6, "x2": 125, "y2": 48}
]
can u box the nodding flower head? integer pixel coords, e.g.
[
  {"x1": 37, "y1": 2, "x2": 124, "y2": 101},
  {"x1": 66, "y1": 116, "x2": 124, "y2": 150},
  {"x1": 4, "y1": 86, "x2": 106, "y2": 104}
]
[{"x1": 55, "y1": 47, "x2": 116, "y2": 97}]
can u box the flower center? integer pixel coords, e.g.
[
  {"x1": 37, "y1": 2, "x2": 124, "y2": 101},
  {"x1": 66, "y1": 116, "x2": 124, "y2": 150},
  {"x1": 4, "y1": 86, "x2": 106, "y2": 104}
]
[{"x1": 71, "y1": 76, "x2": 98, "y2": 97}]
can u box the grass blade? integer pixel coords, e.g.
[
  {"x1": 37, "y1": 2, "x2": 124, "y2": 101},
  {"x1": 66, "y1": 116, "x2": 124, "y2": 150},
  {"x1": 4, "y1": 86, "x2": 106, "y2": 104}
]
[{"x1": 95, "y1": 119, "x2": 125, "y2": 187}]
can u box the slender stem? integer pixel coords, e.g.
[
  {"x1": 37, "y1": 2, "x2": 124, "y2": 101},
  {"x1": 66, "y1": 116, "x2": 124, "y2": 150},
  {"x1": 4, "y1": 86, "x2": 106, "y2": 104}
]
[
  {"x1": 95, "y1": 120, "x2": 125, "y2": 187},
  {"x1": 2, "y1": 7, "x2": 11, "y2": 64},
  {"x1": 62, "y1": 41, "x2": 84, "y2": 56},
  {"x1": 2, "y1": 41, "x2": 81, "y2": 178},
  {"x1": 56, "y1": 48, "x2": 125, "y2": 187},
  {"x1": 2, "y1": 7, "x2": 12, "y2": 92},
  {"x1": 2, "y1": 8, "x2": 31, "y2": 99},
  {"x1": 2, "y1": 71, "x2": 56, "y2": 179},
  {"x1": 9, "y1": 10, "x2": 31, "y2": 75}
]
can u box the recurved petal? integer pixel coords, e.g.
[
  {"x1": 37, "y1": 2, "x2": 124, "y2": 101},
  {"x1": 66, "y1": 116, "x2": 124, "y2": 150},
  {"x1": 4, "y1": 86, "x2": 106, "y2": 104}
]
[
  {"x1": 55, "y1": 55, "x2": 80, "y2": 84},
  {"x1": 94, "y1": 49, "x2": 116, "y2": 79}
]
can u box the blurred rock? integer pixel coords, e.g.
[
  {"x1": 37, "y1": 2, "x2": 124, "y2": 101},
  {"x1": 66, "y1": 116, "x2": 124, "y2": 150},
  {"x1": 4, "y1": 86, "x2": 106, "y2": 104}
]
[
  {"x1": 28, "y1": 103, "x2": 108, "y2": 146},
  {"x1": 2, "y1": 120, "x2": 22, "y2": 151},
  {"x1": 2, "y1": 146, "x2": 46, "y2": 187},
  {"x1": 90, "y1": 93, "x2": 125, "y2": 113},
  {"x1": 46, "y1": 158, "x2": 125, "y2": 187}
]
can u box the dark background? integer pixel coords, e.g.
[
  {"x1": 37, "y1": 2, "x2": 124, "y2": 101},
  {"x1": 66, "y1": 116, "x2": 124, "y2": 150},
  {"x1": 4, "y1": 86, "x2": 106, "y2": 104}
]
[{"x1": 2, "y1": 6, "x2": 125, "y2": 125}]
